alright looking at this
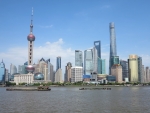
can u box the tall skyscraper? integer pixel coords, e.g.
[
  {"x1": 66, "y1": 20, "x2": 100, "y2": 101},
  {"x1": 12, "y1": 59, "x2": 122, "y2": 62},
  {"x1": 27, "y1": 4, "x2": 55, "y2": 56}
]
[
  {"x1": 50, "y1": 63, "x2": 54, "y2": 82},
  {"x1": 120, "y1": 60, "x2": 128, "y2": 81},
  {"x1": 55, "y1": 68, "x2": 62, "y2": 83},
  {"x1": 26, "y1": 8, "x2": 35, "y2": 74},
  {"x1": 56, "y1": 56, "x2": 61, "y2": 71},
  {"x1": 94, "y1": 41, "x2": 101, "y2": 58},
  {"x1": 34, "y1": 58, "x2": 53, "y2": 81},
  {"x1": 5, "y1": 69, "x2": 9, "y2": 82},
  {"x1": 75, "y1": 50, "x2": 83, "y2": 67},
  {"x1": 109, "y1": 22, "x2": 117, "y2": 74},
  {"x1": 128, "y1": 55, "x2": 138, "y2": 82},
  {"x1": 84, "y1": 49, "x2": 93, "y2": 75},
  {"x1": 110, "y1": 56, "x2": 119, "y2": 71},
  {"x1": 0, "y1": 60, "x2": 5, "y2": 84},
  {"x1": 101, "y1": 59, "x2": 106, "y2": 74},
  {"x1": 97, "y1": 57, "x2": 101, "y2": 74},
  {"x1": 142, "y1": 65, "x2": 145, "y2": 83},
  {"x1": 65, "y1": 62, "x2": 72, "y2": 82},
  {"x1": 10, "y1": 64, "x2": 17, "y2": 75},
  {"x1": 55, "y1": 56, "x2": 62, "y2": 82},
  {"x1": 138, "y1": 57, "x2": 143, "y2": 83},
  {"x1": 145, "y1": 67, "x2": 149, "y2": 83},
  {"x1": 14, "y1": 9, "x2": 36, "y2": 85},
  {"x1": 92, "y1": 47, "x2": 98, "y2": 73}
]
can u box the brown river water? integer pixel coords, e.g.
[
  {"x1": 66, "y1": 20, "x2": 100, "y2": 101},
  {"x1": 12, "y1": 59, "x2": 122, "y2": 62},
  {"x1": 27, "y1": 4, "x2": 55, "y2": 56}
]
[{"x1": 0, "y1": 86, "x2": 150, "y2": 113}]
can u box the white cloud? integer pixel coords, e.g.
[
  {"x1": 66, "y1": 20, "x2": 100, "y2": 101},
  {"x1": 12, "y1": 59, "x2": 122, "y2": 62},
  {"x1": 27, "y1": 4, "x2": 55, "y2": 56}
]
[{"x1": 0, "y1": 39, "x2": 75, "y2": 77}]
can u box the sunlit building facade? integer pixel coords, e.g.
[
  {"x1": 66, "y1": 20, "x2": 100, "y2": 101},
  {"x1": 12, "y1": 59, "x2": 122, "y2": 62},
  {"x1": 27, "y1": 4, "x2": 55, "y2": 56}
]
[
  {"x1": 71, "y1": 67, "x2": 83, "y2": 83},
  {"x1": 128, "y1": 55, "x2": 138, "y2": 82},
  {"x1": 111, "y1": 64, "x2": 122, "y2": 83},
  {"x1": 65, "y1": 62, "x2": 72, "y2": 82},
  {"x1": 55, "y1": 68, "x2": 62, "y2": 83}
]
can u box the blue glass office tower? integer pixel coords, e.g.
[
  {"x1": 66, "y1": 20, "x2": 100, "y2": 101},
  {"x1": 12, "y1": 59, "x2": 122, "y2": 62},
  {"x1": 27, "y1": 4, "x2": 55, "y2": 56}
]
[
  {"x1": 111, "y1": 56, "x2": 119, "y2": 66},
  {"x1": 84, "y1": 49, "x2": 93, "y2": 75},
  {"x1": 97, "y1": 57, "x2": 101, "y2": 74},
  {"x1": 94, "y1": 41, "x2": 101, "y2": 74},
  {"x1": 56, "y1": 56, "x2": 61, "y2": 71},
  {"x1": 75, "y1": 50, "x2": 83, "y2": 67},
  {"x1": 101, "y1": 59, "x2": 106, "y2": 74},
  {"x1": 0, "y1": 60, "x2": 5, "y2": 84},
  {"x1": 109, "y1": 22, "x2": 117, "y2": 74},
  {"x1": 94, "y1": 41, "x2": 101, "y2": 58}
]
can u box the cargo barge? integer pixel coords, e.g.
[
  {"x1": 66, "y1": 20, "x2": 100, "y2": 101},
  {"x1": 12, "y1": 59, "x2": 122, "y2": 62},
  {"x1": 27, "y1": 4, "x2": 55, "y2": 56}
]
[
  {"x1": 79, "y1": 87, "x2": 111, "y2": 90},
  {"x1": 6, "y1": 86, "x2": 51, "y2": 91}
]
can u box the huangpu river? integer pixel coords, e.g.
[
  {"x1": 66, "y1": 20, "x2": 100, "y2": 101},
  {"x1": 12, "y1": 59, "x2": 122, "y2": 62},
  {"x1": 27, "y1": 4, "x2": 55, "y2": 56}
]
[{"x1": 0, "y1": 86, "x2": 150, "y2": 113}]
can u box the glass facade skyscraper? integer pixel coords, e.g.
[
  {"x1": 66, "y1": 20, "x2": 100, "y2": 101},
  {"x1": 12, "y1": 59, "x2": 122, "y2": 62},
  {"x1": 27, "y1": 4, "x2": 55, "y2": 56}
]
[
  {"x1": 56, "y1": 56, "x2": 61, "y2": 71},
  {"x1": 92, "y1": 47, "x2": 98, "y2": 73},
  {"x1": 84, "y1": 49, "x2": 93, "y2": 75},
  {"x1": 101, "y1": 59, "x2": 106, "y2": 74},
  {"x1": 120, "y1": 60, "x2": 128, "y2": 81},
  {"x1": 110, "y1": 56, "x2": 119, "y2": 66},
  {"x1": 75, "y1": 50, "x2": 83, "y2": 67},
  {"x1": 0, "y1": 60, "x2": 5, "y2": 84},
  {"x1": 109, "y1": 22, "x2": 117, "y2": 74},
  {"x1": 97, "y1": 57, "x2": 101, "y2": 74},
  {"x1": 94, "y1": 41, "x2": 101, "y2": 58}
]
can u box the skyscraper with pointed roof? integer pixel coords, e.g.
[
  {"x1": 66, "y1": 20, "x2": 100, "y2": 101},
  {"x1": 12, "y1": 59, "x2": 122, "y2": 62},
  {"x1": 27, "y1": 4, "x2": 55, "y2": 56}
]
[{"x1": 109, "y1": 22, "x2": 117, "y2": 74}]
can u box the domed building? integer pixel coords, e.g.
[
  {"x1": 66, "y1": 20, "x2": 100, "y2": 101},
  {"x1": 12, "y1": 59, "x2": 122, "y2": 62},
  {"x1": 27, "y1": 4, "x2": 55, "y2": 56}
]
[{"x1": 34, "y1": 72, "x2": 44, "y2": 80}]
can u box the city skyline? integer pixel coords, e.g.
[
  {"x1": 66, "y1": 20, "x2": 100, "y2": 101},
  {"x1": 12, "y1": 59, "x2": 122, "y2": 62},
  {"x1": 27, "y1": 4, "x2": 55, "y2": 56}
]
[{"x1": 0, "y1": 0, "x2": 150, "y2": 75}]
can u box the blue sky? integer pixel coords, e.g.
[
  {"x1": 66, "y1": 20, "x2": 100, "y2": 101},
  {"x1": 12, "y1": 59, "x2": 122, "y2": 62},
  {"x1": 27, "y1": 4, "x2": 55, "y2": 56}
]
[{"x1": 0, "y1": 0, "x2": 150, "y2": 75}]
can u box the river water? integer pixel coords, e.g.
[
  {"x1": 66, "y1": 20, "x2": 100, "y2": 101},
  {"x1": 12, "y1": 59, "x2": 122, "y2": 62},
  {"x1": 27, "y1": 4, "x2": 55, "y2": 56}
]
[{"x1": 0, "y1": 86, "x2": 150, "y2": 113}]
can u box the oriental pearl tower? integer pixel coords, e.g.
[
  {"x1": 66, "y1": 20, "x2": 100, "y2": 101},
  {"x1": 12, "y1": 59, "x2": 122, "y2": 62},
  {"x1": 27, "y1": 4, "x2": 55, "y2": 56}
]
[{"x1": 26, "y1": 9, "x2": 35, "y2": 73}]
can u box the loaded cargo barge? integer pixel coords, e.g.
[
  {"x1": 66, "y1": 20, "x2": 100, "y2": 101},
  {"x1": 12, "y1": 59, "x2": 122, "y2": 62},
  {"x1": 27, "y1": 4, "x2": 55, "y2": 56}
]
[
  {"x1": 79, "y1": 87, "x2": 111, "y2": 90},
  {"x1": 6, "y1": 86, "x2": 51, "y2": 91}
]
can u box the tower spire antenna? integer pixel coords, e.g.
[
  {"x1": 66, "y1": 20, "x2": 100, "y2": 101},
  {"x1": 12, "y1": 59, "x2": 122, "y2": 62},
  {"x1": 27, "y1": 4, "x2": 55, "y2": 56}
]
[{"x1": 30, "y1": 7, "x2": 33, "y2": 33}]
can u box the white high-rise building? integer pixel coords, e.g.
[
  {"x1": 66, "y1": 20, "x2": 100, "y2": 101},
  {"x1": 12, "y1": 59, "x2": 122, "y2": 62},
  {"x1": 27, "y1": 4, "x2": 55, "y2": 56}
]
[{"x1": 71, "y1": 67, "x2": 83, "y2": 83}]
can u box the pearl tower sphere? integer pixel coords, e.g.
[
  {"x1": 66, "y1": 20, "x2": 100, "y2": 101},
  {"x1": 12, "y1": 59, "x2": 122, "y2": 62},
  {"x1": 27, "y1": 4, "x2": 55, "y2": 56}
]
[{"x1": 26, "y1": 9, "x2": 35, "y2": 73}]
